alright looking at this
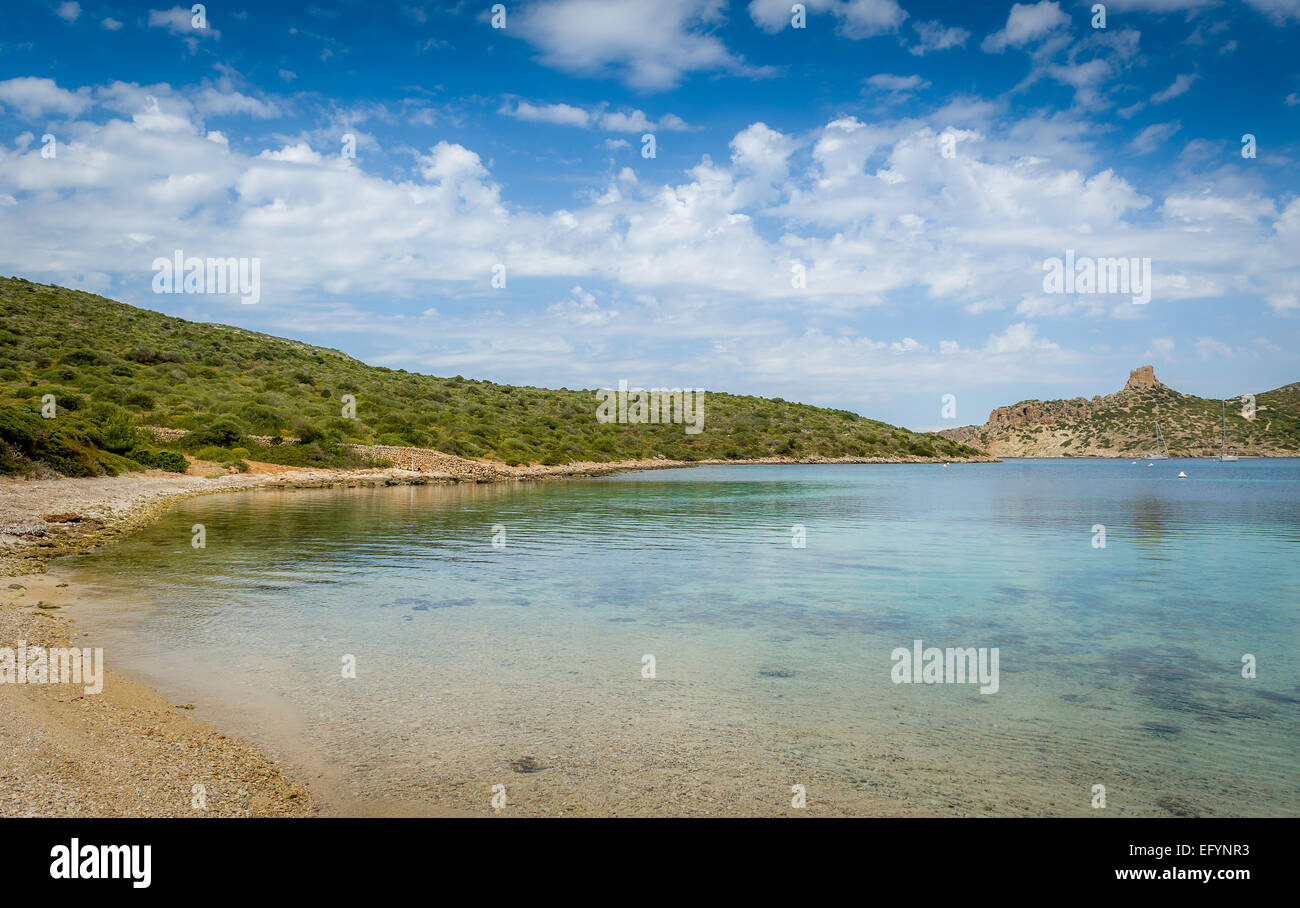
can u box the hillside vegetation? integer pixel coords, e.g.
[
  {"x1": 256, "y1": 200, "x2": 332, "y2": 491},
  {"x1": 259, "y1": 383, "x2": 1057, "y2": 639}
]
[
  {"x1": 0, "y1": 277, "x2": 986, "y2": 477},
  {"x1": 939, "y1": 366, "x2": 1300, "y2": 457}
]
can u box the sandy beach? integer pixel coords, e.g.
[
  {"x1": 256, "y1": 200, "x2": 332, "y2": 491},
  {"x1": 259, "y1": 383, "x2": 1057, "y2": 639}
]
[{"x1": 0, "y1": 572, "x2": 316, "y2": 817}]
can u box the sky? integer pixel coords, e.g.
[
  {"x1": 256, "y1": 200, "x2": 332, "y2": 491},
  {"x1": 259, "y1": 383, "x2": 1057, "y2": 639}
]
[{"x1": 0, "y1": 0, "x2": 1297, "y2": 430}]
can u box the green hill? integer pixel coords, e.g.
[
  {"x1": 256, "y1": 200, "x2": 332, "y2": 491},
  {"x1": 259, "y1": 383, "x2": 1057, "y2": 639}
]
[{"x1": 0, "y1": 277, "x2": 987, "y2": 477}]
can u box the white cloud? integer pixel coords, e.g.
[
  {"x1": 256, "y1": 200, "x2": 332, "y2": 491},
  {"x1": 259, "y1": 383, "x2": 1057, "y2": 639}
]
[
  {"x1": 0, "y1": 77, "x2": 92, "y2": 118},
  {"x1": 500, "y1": 100, "x2": 591, "y2": 128},
  {"x1": 258, "y1": 142, "x2": 324, "y2": 164},
  {"x1": 985, "y1": 322, "x2": 1060, "y2": 355},
  {"x1": 837, "y1": 0, "x2": 908, "y2": 39},
  {"x1": 513, "y1": 0, "x2": 762, "y2": 91},
  {"x1": 598, "y1": 110, "x2": 659, "y2": 132},
  {"x1": 748, "y1": 0, "x2": 807, "y2": 31},
  {"x1": 1130, "y1": 121, "x2": 1181, "y2": 154},
  {"x1": 1151, "y1": 73, "x2": 1199, "y2": 104},
  {"x1": 864, "y1": 73, "x2": 931, "y2": 92},
  {"x1": 498, "y1": 100, "x2": 691, "y2": 133},
  {"x1": 195, "y1": 87, "x2": 281, "y2": 119},
  {"x1": 0, "y1": 77, "x2": 1296, "y2": 403},
  {"x1": 56, "y1": 2, "x2": 81, "y2": 23},
  {"x1": 101, "y1": 17, "x2": 123, "y2": 31},
  {"x1": 1047, "y1": 59, "x2": 1115, "y2": 108},
  {"x1": 748, "y1": 0, "x2": 906, "y2": 39},
  {"x1": 1102, "y1": 0, "x2": 1216, "y2": 9},
  {"x1": 147, "y1": 6, "x2": 219, "y2": 39},
  {"x1": 547, "y1": 286, "x2": 619, "y2": 325},
  {"x1": 1196, "y1": 337, "x2": 1234, "y2": 359},
  {"x1": 982, "y1": 2, "x2": 1070, "y2": 53},
  {"x1": 1245, "y1": 0, "x2": 1300, "y2": 25},
  {"x1": 1163, "y1": 191, "x2": 1275, "y2": 223},
  {"x1": 910, "y1": 19, "x2": 970, "y2": 55},
  {"x1": 1024, "y1": 25, "x2": 1142, "y2": 109}
]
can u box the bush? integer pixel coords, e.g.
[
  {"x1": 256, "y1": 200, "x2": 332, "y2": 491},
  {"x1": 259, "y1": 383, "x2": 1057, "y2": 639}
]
[
  {"x1": 0, "y1": 403, "x2": 42, "y2": 452},
  {"x1": 123, "y1": 391, "x2": 155, "y2": 410},
  {"x1": 63, "y1": 349, "x2": 107, "y2": 366},
  {"x1": 126, "y1": 348, "x2": 183, "y2": 365},
  {"x1": 295, "y1": 422, "x2": 327, "y2": 444},
  {"x1": 235, "y1": 402, "x2": 287, "y2": 433},
  {"x1": 188, "y1": 418, "x2": 245, "y2": 448},
  {"x1": 93, "y1": 408, "x2": 144, "y2": 453},
  {"x1": 153, "y1": 450, "x2": 189, "y2": 472},
  {"x1": 126, "y1": 446, "x2": 189, "y2": 472},
  {"x1": 246, "y1": 441, "x2": 371, "y2": 469},
  {"x1": 52, "y1": 392, "x2": 85, "y2": 412},
  {"x1": 195, "y1": 445, "x2": 234, "y2": 462},
  {"x1": 40, "y1": 429, "x2": 101, "y2": 477}
]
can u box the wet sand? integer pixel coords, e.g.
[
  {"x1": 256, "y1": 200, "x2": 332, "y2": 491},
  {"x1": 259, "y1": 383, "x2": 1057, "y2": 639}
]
[{"x1": 0, "y1": 573, "x2": 314, "y2": 817}]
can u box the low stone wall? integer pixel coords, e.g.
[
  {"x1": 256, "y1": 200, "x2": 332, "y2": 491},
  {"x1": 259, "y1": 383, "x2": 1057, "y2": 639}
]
[
  {"x1": 144, "y1": 426, "x2": 297, "y2": 446},
  {"x1": 143, "y1": 426, "x2": 188, "y2": 441},
  {"x1": 141, "y1": 428, "x2": 501, "y2": 478},
  {"x1": 345, "y1": 444, "x2": 505, "y2": 479}
]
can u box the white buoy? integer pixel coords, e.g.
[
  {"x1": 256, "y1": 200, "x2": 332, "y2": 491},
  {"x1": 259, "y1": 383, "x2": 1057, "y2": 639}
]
[
  {"x1": 1147, "y1": 463, "x2": 1153, "y2": 467},
  {"x1": 1178, "y1": 471, "x2": 1188, "y2": 478}
]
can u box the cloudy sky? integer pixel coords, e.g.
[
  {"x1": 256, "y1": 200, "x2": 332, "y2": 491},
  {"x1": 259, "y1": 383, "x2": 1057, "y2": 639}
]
[{"x1": 1, "y1": 0, "x2": 1297, "y2": 428}]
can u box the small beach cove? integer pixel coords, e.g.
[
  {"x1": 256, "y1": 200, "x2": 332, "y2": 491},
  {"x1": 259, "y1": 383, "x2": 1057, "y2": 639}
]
[{"x1": 12, "y1": 459, "x2": 1296, "y2": 817}]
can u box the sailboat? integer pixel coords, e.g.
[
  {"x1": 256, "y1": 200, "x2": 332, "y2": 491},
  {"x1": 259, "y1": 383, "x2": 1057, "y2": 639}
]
[
  {"x1": 1218, "y1": 400, "x2": 1239, "y2": 462},
  {"x1": 1146, "y1": 419, "x2": 1170, "y2": 460}
]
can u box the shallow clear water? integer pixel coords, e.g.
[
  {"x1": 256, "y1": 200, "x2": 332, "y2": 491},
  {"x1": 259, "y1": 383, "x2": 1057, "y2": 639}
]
[{"x1": 60, "y1": 460, "x2": 1300, "y2": 816}]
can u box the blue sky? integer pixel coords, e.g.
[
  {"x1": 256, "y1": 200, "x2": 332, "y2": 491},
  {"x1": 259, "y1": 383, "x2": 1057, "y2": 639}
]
[{"x1": 1, "y1": 0, "x2": 1297, "y2": 429}]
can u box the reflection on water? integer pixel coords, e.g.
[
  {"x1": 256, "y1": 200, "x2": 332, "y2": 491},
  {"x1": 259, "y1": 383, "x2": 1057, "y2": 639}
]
[{"x1": 59, "y1": 459, "x2": 1300, "y2": 816}]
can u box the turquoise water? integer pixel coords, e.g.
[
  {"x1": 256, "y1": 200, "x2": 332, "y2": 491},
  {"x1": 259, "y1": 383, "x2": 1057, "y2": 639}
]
[{"x1": 60, "y1": 460, "x2": 1300, "y2": 816}]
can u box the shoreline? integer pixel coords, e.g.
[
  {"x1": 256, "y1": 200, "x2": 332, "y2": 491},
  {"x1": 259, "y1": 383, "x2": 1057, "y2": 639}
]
[
  {"x1": 0, "y1": 453, "x2": 994, "y2": 818},
  {"x1": 1, "y1": 452, "x2": 998, "y2": 576},
  {"x1": 0, "y1": 572, "x2": 315, "y2": 817}
]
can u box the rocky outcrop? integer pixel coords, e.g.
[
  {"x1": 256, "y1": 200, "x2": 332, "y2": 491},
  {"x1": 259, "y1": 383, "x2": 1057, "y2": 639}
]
[
  {"x1": 1124, "y1": 365, "x2": 1164, "y2": 392},
  {"x1": 937, "y1": 367, "x2": 1300, "y2": 457}
]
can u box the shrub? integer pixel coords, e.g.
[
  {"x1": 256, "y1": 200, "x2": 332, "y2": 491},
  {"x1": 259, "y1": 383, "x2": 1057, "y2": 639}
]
[
  {"x1": 51, "y1": 392, "x2": 85, "y2": 412},
  {"x1": 188, "y1": 418, "x2": 245, "y2": 448},
  {"x1": 235, "y1": 402, "x2": 287, "y2": 433},
  {"x1": 95, "y1": 409, "x2": 144, "y2": 454},
  {"x1": 153, "y1": 449, "x2": 189, "y2": 472},
  {"x1": 124, "y1": 446, "x2": 187, "y2": 472},
  {"x1": 195, "y1": 445, "x2": 234, "y2": 462},
  {"x1": 40, "y1": 429, "x2": 102, "y2": 477}
]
